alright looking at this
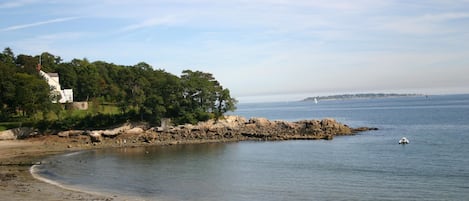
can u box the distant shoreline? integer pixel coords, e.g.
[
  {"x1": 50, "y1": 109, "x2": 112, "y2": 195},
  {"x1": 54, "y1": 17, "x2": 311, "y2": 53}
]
[{"x1": 302, "y1": 93, "x2": 424, "y2": 102}]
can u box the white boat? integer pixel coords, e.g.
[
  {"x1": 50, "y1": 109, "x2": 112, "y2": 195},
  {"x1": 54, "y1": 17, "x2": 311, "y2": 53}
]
[
  {"x1": 399, "y1": 137, "x2": 409, "y2": 144},
  {"x1": 314, "y1": 98, "x2": 318, "y2": 104}
]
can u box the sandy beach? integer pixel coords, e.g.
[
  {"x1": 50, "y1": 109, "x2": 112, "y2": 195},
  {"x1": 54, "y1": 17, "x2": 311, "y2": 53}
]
[
  {"x1": 0, "y1": 137, "x2": 121, "y2": 201},
  {"x1": 0, "y1": 135, "x2": 239, "y2": 201}
]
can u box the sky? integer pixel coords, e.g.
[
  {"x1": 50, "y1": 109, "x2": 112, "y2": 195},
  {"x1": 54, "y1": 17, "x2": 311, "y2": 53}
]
[{"x1": 1, "y1": 0, "x2": 469, "y2": 102}]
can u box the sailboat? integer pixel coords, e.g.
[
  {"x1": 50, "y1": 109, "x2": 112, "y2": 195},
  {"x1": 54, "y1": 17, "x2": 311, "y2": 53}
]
[{"x1": 314, "y1": 97, "x2": 318, "y2": 104}]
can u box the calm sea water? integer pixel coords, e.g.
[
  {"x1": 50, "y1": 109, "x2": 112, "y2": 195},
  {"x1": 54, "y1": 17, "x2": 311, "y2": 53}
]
[{"x1": 34, "y1": 94, "x2": 469, "y2": 201}]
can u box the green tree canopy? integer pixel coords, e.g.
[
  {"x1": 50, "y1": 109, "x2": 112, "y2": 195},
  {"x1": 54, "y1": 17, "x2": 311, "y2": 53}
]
[
  {"x1": 180, "y1": 70, "x2": 237, "y2": 123},
  {"x1": 12, "y1": 73, "x2": 52, "y2": 117},
  {"x1": 0, "y1": 48, "x2": 17, "y2": 119},
  {"x1": 0, "y1": 47, "x2": 237, "y2": 126}
]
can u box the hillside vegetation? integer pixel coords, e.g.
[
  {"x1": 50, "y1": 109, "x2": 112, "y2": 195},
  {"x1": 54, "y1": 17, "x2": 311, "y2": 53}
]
[
  {"x1": 303, "y1": 93, "x2": 423, "y2": 102},
  {"x1": 0, "y1": 47, "x2": 237, "y2": 131}
]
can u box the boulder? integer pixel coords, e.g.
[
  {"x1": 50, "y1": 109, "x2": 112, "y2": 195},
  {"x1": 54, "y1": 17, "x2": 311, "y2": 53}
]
[
  {"x1": 88, "y1": 131, "x2": 103, "y2": 143},
  {"x1": 0, "y1": 130, "x2": 16, "y2": 140},
  {"x1": 125, "y1": 127, "x2": 144, "y2": 135},
  {"x1": 101, "y1": 124, "x2": 132, "y2": 137},
  {"x1": 154, "y1": 127, "x2": 165, "y2": 132},
  {"x1": 249, "y1": 117, "x2": 272, "y2": 127},
  {"x1": 0, "y1": 127, "x2": 37, "y2": 140},
  {"x1": 220, "y1": 116, "x2": 246, "y2": 129},
  {"x1": 57, "y1": 130, "x2": 83, "y2": 137}
]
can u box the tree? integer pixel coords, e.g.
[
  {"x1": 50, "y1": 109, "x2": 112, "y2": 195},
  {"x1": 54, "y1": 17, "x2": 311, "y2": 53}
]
[
  {"x1": 116, "y1": 67, "x2": 149, "y2": 118},
  {"x1": 12, "y1": 73, "x2": 52, "y2": 117},
  {"x1": 16, "y1": 54, "x2": 39, "y2": 74},
  {"x1": 0, "y1": 47, "x2": 15, "y2": 64},
  {"x1": 102, "y1": 63, "x2": 127, "y2": 102},
  {"x1": 181, "y1": 70, "x2": 217, "y2": 110},
  {"x1": 0, "y1": 48, "x2": 17, "y2": 119},
  {"x1": 134, "y1": 62, "x2": 152, "y2": 71},
  {"x1": 39, "y1": 52, "x2": 61, "y2": 72},
  {"x1": 179, "y1": 70, "x2": 237, "y2": 123},
  {"x1": 73, "y1": 60, "x2": 100, "y2": 101},
  {"x1": 56, "y1": 63, "x2": 78, "y2": 90},
  {"x1": 143, "y1": 94, "x2": 166, "y2": 124},
  {"x1": 214, "y1": 88, "x2": 237, "y2": 120},
  {"x1": 129, "y1": 66, "x2": 151, "y2": 120}
]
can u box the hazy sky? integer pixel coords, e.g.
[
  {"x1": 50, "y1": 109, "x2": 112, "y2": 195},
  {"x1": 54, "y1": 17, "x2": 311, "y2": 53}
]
[{"x1": 1, "y1": 0, "x2": 468, "y2": 102}]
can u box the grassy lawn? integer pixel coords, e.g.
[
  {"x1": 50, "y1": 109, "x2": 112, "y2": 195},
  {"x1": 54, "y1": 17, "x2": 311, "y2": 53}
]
[{"x1": 0, "y1": 102, "x2": 121, "y2": 131}]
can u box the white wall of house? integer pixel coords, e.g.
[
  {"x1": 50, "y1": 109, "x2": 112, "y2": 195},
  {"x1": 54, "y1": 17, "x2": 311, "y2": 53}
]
[
  {"x1": 39, "y1": 70, "x2": 74, "y2": 103},
  {"x1": 62, "y1": 89, "x2": 73, "y2": 103}
]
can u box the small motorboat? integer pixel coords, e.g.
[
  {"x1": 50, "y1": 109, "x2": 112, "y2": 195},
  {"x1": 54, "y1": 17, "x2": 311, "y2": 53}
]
[{"x1": 399, "y1": 137, "x2": 409, "y2": 144}]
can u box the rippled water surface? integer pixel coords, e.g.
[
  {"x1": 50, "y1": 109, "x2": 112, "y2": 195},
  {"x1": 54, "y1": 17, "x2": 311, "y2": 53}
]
[{"x1": 35, "y1": 95, "x2": 469, "y2": 200}]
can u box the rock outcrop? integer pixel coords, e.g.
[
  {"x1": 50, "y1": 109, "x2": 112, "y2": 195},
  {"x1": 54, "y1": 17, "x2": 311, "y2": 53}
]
[
  {"x1": 191, "y1": 116, "x2": 374, "y2": 140},
  {"x1": 71, "y1": 116, "x2": 376, "y2": 144},
  {"x1": 0, "y1": 127, "x2": 38, "y2": 140},
  {"x1": 1, "y1": 116, "x2": 378, "y2": 144}
]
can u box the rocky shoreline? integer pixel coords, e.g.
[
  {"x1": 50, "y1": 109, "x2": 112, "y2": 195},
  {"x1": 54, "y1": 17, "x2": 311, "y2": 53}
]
[
  {"x1": 0, "y1": 115, "x2": 379, "y2": 168},
  {"x1": 17, "y1": 116, "x2": 376, "y2": 146}
]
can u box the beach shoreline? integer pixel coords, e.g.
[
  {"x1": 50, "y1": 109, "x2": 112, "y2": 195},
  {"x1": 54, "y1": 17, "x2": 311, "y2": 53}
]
[
  {"x1": 0, "y1": 117, "x2": 376, "y2": 201},
  {"x1": 0, "y1": 139, "x2": 119, "y2": 201},
  {"x1": 0, "y1": 136, "x2": 251, "y2": 201}
]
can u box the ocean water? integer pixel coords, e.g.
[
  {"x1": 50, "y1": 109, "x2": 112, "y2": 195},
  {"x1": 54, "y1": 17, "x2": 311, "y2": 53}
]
[{"x1": 33, "y1": 94, "x2": 469, "y2": 201}]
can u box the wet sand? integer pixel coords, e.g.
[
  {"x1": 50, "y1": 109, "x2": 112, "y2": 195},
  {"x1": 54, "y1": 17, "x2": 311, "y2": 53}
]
[{"x1": 0, "y1": 138, "x2": 122, "y2": 201}]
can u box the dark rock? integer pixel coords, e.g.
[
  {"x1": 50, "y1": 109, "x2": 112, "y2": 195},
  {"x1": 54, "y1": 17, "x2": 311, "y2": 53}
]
[{"x1": 352, "y1": 127, "x2": 379, "y2": 132}]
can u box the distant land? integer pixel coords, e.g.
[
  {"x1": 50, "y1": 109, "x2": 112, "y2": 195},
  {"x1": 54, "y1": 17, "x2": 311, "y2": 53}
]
[{"x1": 302, "y1": 93, "x2": 424, "y2": 102}]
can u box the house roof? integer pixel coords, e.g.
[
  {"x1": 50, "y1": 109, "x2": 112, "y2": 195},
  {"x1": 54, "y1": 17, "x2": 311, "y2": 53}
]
[{"x1": 47, "y1": 73, "x2": 59, "y2": 77}]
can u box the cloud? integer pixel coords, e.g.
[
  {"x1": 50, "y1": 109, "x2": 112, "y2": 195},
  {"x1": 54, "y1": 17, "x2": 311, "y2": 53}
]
[
  {"x1": 1, "y1": 17, "x2": 80, "y2": 32},
  {"x1": 252, "y1": 0, "x2": 390, "y2": 11},
  {"x1": 0, "y1": 0, "x2": 37, "y2": 9},
  {"x1": 379, "y1": 12, "x2": 469, "y2": 34},
  {"x1": 120, "y1": 16, "x2": 179, "y2": 32},
  {"x1": 13, "y1": 32, "x2": 89, "y2": 54}
]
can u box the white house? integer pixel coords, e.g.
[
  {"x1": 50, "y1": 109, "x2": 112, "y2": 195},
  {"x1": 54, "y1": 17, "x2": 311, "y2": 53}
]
[{"x1": 39, "y1": 70, "x2": 74, "y2": 103}]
